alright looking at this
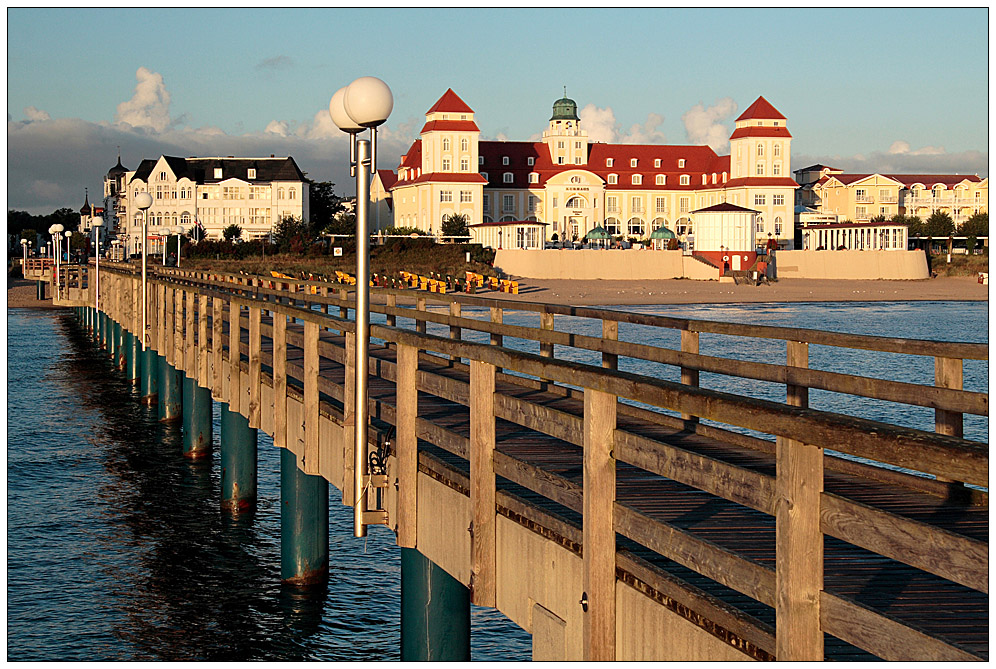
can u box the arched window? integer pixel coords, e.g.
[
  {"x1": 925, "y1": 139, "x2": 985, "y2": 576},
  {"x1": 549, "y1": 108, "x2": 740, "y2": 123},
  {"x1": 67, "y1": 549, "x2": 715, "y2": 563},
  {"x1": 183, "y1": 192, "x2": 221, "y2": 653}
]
[
  {"x1": 757, "y1": 143, "x2": 764, "y2": 157},
  {"x1": 604, "y1": 217, "x2": 620, "y2": 235},
  {"x1": 632, "y1": 174, "x2": 642, "y2": 185},
  {"x1": 656, "y1": 174, "x2": 665, "y2": 185},
  {"x1": 460, "y1": 138, "x2": 468, "y2": 151},
  {"x1": 756, "y1": 215, "x2": 765, "y2": 233},
  {"x1": 627, "y1": 217, "x2": 645, "y2": 237},
  {"x1": 181, "y1": 212, "x2": 191, "y2": 226},
  {"x1": 679, "y1": 175, "x2": 689, "y2": 186},
  {"x1": 774, "y1": 216, "x2": 783, "y2": 236},
  {"x1": 278, "y1": 188, "x2": 285, "y2": 199},
  {"x1": 774, "y1": 143, "x2": 781, "y2": 157},
  {"x1": 289, "y1": 188, "x2": 296, "y2": 200},
  {"x1": 483, "y1": 215, "x2": 493, "y2": 223},
  {"x1": 500, "y1": 215, "x2": 515, "y2": 222},
  {"x1": 566, "y1": 196, "x2": 586, "y2": 208},
  {"x1": 442, "y1": 138, "x2": 451, "y2": 151},
  {"x1": 651, "y1": 217, "x2": 666, "y2": 230}
]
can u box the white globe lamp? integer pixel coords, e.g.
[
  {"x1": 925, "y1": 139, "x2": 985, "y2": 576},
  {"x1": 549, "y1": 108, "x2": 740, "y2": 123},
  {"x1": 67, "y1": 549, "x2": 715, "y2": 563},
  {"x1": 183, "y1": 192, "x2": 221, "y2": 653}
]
[
  {"x1": 343, "y1": 76, "x2": 393, "y2": 128},
  {"x1": 329, "y1": 87, "x2": 363, "y2": 134}
]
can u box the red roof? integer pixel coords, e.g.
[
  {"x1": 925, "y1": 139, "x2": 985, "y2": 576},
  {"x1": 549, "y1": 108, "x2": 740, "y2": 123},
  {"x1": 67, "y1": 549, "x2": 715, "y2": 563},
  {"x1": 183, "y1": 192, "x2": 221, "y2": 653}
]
[
  {"x1": 426, "y1": 88, "x2": 475, "y2": 114},
  {"x1": 692, "y1": 203, "x2": 759, "y2": 214},
  {"x1": 469, "y1": 220, "x2": 549, "y2": 228},
  {"x1": 395, "y1": 172, "x2": 487, "y2": 187},
  {"x1": 735, "y1": 96, "x2": 786, "y2": 122},
  {"x1": 723, "y1": 177, "x2": 799, "y2": 188},
  {"x1": 729, "y1": 126, "x2": 792, "y2": 140},
  {"x1": 376, "y1": 169, "x2": 398, "y2": 190},
  {"x1": 419, "y1": 119, "x2": 481, "y2": 134},
  {"x1": 885, "y1": 174, "x2": 983, "y2": 188}
]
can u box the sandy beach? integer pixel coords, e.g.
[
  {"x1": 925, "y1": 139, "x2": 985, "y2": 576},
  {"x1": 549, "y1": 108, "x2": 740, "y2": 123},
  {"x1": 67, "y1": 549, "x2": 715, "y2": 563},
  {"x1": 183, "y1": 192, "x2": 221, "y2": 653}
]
[{"x1": 7, "y1": 274, "x2": 987, "y2": 311}]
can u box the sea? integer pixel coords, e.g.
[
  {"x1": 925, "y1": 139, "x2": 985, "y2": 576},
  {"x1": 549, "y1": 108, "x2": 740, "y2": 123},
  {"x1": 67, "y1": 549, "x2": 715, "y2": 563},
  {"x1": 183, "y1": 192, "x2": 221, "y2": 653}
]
[{"x1": 6, "y1": 300, "x2": 988, "y2": 660}]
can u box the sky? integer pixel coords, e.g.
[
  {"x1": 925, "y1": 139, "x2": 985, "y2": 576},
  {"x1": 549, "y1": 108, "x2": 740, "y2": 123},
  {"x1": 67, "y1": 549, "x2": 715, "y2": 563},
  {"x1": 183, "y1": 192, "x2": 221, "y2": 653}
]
[{"x1": 6, "y1": 7, "x2": 990, "y2": 215}]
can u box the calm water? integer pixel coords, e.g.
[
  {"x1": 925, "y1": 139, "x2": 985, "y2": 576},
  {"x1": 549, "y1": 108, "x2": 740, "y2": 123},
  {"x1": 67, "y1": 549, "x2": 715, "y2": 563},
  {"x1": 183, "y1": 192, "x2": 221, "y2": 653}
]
[{"x1": 7, "y1": 301, "x2": 988, "y2": 660}]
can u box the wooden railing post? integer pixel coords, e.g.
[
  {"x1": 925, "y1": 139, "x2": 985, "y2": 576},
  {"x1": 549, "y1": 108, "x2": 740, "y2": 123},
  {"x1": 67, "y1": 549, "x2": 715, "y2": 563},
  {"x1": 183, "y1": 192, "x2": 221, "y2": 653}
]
[
  {"x1": 540, "y1": 310, "x2": 555, "y2": 358},
  {"x1": 386, "y1": 293, "x2": 397, "y2": 328},
  {"x1": 416, "y1": 295, "x2": 426, "y2": 334},
  {"x1": 339, "y1": 288, "x2": 349, "y2": 320},
  {"x1": 165, "y1": 287, "x2": 175, "y2": 367},
  {"x1": 934, "y1": 356, "x2": 964, "y2": 483},
  {"x1": 602, "y1": 320, "x2": 618, "y2": 370},
  {"x1": 228, "y1": 300, "x2": 241, "y2": 412},
  {"x1": 184, "y1": 289, "x2": 196, "y2": 375},
  {"x1": 248, "y1": 306, "x2": 262, "y2": 429},
  {"x1": 470, "y1": 359, "x2": 497, "y2": 607},
  {"x1": 273, "y1": 308, "x2": 287, "y2": 449},
  {"x1": 303, "y1": 320, "x2": 320, "y2": 475},
  {"x1": 777, "y1": 340, "x2": 823, "y2": 660},
  {"x1": 173, "y1": 287, "x2": 183, "y2": 371},
  {"x1": 489, "y1": 306, "x2": 503, "y2": 347},
  {"x1": 450, "y1": 301, "x2": 462, "y2": 361},
  {"x1": 198, "y1": 294, "x2": 209, "y2": 387},
  {"x1": 211, "y1": 297, "x2": 223, "y2": 401},
  {"x1": 582, "y1": 388, "x2": 616, "y2": 661},
  {"x1": 680, "y1": 330, "x2": 699, "y2": 422},
  {"x1": 395, "y1": 343, "x2": 418, "y2": 548}
]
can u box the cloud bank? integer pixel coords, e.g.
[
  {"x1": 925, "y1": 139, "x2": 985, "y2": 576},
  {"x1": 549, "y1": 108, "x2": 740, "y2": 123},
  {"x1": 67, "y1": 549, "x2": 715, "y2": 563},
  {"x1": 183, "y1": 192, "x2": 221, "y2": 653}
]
[
  {"x1": 578, "y1": 104, "x2": 667, "y2": 144},
  {"x1": 795, "y1": 142, "x2": 987, "y2": 178},
  {"x1": 682, "y1": 98, "x2": 737, "y2": 152}
]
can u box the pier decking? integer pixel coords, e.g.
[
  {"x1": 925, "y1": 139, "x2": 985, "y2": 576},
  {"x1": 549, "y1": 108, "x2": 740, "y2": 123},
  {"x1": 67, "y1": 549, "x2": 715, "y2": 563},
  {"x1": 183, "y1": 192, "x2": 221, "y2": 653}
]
[{"x1": 79, "y1": 262, "x2": 987, "y2": 661}]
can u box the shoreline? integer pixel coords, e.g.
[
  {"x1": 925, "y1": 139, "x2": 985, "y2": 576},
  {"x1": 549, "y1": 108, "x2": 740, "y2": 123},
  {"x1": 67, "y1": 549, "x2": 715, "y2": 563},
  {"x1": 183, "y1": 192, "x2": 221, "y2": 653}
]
[{"x1": 7, "y1": 275, "x2": 987, "y2": 311}]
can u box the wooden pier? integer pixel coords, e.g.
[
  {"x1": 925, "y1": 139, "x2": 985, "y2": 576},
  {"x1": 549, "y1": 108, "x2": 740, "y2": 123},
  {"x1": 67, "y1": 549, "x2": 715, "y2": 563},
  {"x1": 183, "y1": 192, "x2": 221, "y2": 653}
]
[{"x1": 81, "y1": 261, "x2": 987, "y2": 661}]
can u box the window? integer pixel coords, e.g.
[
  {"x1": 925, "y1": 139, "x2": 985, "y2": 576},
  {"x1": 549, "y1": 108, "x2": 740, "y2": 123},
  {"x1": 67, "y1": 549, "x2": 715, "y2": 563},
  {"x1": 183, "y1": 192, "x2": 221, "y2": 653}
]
[
  {"x1": 654, "y1": 158, "x2": 661, "y2": 168},
  {"x1": 757, "y1": 143, "x2": 764, "y2": 157},
  {"x1": 608, "y1": 174, "x2": 618, "y2": 184},
  {"x1": 440, "y1": 190, "x2": 453, "y2": 202},
  {"x1": 503, "y1": 172, "x2": 513, "y2": 184},
  {"x1": 756, "y1": 163, "x2": 765, "y2": 176},
  {"x1": 479, "y1": 156, "x2": 485, "y2": 165},
  {"x1": 528, "y1": 196, "x2": 537, "y2": 213},
  {"x1": 278, "y1": 188, "x2": 284, "y2": 199},
  {"x1": 774, "y1": 144, "x2": 781, "y2": 157},
  {"x1": 628, "y1": 217, "x2": 645, "y2": 236},
  {"x1": 483, "y1": 194, "x2": 490, "y2": 211},
  {"x1": 502, "y1": 195, "x2": 515, "y2": 212},
  {"x1": 773, "y1": 195, "x2": 785, "y2": 206},
  {"x1": 557, "y1": 141, "x2": 564, "y2": 149},
  {"x1": 442, "y1": 158, "x2": 451, "y2": 171},
  {"x1": 879, "y1": 189, "x2": 891, "y2": 200},
  {"x1": 574, "y1": 156, "x2": 581, "y2": 164},
  {"x1": 460, "y1": 158, "x2": 469, "y2": 171},
  {"x1": 527, "y1": 157, "x2": 535, "y2": 166},
  {"x1": 214, "y1": 168, "x2": 222, "y2": 179},
  {"x1": 754, "y1": 195, "x2": 766, "y2": 206},
  {"x1": 202, "y1": 192, "x2": 209, "y2": 199},
  {"x1": 880, "y1": 206, "x2": 890, "y2": 216},
  {"x1": 156, "y1": 186, "x2": 162, "y2": 199},
  {"x1": 566, "y1": 196, "x2": 584, "y2": 208},
  {"x1": 575, "y1": 141, "x2": 582, "y2": 149},
  {"x1": 679, "y1": 197, "x2": 690, "y2": 213},
  {"x1": 528, "y1": 173, "x2": 538, "y2": 184},
  {"x1": 655, "y1": 174, "x2": 665, "y2": 186},
  {"x1": 502, "y1": 156, "x2": 509, "y2": 166},
  {"x1": 289, "y1": 188, "x2": 296, "y2": 200},
  {"x1": 460, "y1": 191, "x2": 472, "y2": 203},
  {"x1": 605, "y1": 217, "x2": 620, "y2": 235},
  {"x1": 247, "y1": 168, "x2": 256, "y2": 180},
  {"x1": 632, "y1": 174, "x2": 642, "y2": 185},
  {"x1": 773, "y1": 163, "x2": 781, "y2": 176},
  {"x1": 856, "y1": 206, "x2": 867, "y2": 219},
  {"x1": 775, "y1": 217, "x2": 783, "y2": 235},
  {"x1": 630, "y1": 158, "x2": 638, "y2": 167},
  {"x1": 605, "y1": 196, "x2": 618, "y2": 213},
  {"x1": 460, "y1": 138, "x2": 468, "y2": 151},
  {"x1": 678, "y1": 159, "x2": 685, "y2": 168},
  {"x1": 756, "y1": 216, "x2": 765, "y2": 233},
  {"x1": 552, "y1": 197, "x2": 558, "y2": 208},
  {"x1": 655, "y1": 196, "x2": 667, "y2": 212},
  {"x1": 480, "y1": 172, "x2": 488, "y2": 181},
  {"x1": 557, "y1": 157, "x2": 564, "y2": 165},
  {"x1": 679, "y1": 175, "x2": 689, "y2": 186},
  {"x1": 442, "y1": 138, "x2": 451, "y2": 151},
  {"x1": 631, "y1": 197, "x2": 643, "y2": 213},
  {"x1": 606, "y1": 158, "x2": 614, "y2": 167}
]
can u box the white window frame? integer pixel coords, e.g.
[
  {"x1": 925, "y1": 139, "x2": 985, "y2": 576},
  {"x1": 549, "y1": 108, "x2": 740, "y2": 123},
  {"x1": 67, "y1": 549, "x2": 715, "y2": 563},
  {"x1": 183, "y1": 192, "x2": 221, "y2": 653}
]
[
  {"x1": 608, "y1": 174, "x2": 618, "y2": 184},
  {"x1": 632, "y1": 174, "x2": 642, "y2": 185},
  {"x1": 656, "y1": 174, "x2": 665, "y2": 185},
  {"x1": 606, "y1": 158, "x2": 614, "y2": 167},
  {"x1": 503, "y1": 172, "x2": 513, "y2": 184},
  {"x1": 679, "y1": 175, "x2": 689, "y2": 186}
]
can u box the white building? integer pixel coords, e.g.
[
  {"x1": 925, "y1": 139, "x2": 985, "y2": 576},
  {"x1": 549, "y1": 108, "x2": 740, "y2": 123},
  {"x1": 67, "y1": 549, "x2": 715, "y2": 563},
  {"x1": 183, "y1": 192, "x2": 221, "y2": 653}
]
[{"x1": 104, "y1": 155, "x2": 309, "y2": 256}]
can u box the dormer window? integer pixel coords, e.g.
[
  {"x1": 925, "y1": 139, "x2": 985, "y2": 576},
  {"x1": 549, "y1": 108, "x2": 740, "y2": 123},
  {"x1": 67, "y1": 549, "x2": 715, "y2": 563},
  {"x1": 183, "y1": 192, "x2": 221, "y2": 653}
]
[
  {"x1": 479, "y1": 156, "x2": 485, "y2": 165},
  {"x1": 773, "y1": 121, "x2": 779, "y2": 126},
  {"x1": 606, "y1": 158, "x2": 614, "y2": 167},
  {"x1": 608, "y1": 174, "x2": 618, "y2": 185},
  {"x1": 630, "y1": 158, "x2": 638, "y2": 167},
  {"x1": 632, "y1": 174, "x2": 642, "y2": 185},
  {"x1": 503, "y1": 172, "x2": 513, "y2": 183},
  {"x1": 712, "y1": 173, "x2": 717, "y2": 184},
  {"x1": 527, "y1": 157, "x2": 535, "y2": 166},
  {"x1": 248, "y1": 168, "x2": 256, "y2": 180},
  {"x1": 461, "y1": 115, "x2": 467, "y2": 120},
  {"x1": 214, "y1": 168, "x2": 222, "y2": 179},
  {"x1": 481, "y1": 172, "x2": 488, "y2": 181},
  {"x1": 654, "y1": 159, "x2": 661, "y2": 168},
  {"x1": 678, "y1": 159, "x2": 685, "y2": 168},
  {"x1": 656, "y1": 174, "x2": 665, "y2": 185},
  {"x1": 442, "y1": 114, "x2": 448, "y2": 120},
  {"x1": 502, "y1": 156, "x2": 509, "y2": 166},
  {"x1": 529, "y1": 173, "x2": 539, "y2": 184},
  {"x1": 679, "y1": 175, "x2": 690, "y2": 186}
]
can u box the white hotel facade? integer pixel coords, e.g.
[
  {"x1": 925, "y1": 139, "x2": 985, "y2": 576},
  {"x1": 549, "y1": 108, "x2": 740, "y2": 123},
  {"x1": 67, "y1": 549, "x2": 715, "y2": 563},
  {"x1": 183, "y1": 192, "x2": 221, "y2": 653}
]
[
  {"x1": 103, "y1": 155, "x2": 309, "y2": 256},
  {"x1": 381, "y1": 90, "x2": 798, "y2": 250}
]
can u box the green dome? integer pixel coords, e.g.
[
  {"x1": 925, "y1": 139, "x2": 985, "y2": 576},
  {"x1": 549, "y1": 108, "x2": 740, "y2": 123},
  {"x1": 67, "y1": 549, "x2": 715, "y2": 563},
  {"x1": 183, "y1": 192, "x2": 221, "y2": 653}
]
[
  {"x1": 650, "y1": 226, "x2": 676, "y2": 240},
  {"x1": 550, "y1": 93, "x2": 579, "y2": 122}
]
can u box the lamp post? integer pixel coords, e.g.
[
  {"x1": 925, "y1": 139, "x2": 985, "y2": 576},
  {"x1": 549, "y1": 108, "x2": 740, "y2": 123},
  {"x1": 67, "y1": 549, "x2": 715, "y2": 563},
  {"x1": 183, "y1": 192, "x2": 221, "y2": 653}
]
[
  {"x1": 93, "y1": 218, "x2": 104, "y2": 314},
  {"x1": 330, "y1": 76, "x2": 393, "y2": 538},
  {"x1": 174, "y1": 225, "x2": 183, "y2": 267},
  {"x1": 49, "y1": 224, "x2": 64, "y2": 299},
  {"x1": 135, "y1": 192, "x2": 153, "y2": 350},
  {"x1": 65, "y1": 230, "x2": 72, "y2": 265}
]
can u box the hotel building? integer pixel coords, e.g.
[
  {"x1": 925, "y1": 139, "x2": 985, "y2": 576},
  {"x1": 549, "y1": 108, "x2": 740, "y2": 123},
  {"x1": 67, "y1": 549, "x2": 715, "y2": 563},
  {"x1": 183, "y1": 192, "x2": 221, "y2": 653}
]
[{"x1": 384, "y1": 90, "x2": 798, "y2": 250}]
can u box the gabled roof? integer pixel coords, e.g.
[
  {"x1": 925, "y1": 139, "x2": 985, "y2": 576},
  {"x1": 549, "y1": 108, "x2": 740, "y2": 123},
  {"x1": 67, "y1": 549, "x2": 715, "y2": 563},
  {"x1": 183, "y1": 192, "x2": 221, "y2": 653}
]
[
  {"x1": 376, "y1": 169, "x2": 398, "y2": 190},
  {"x1": 691, "y1": 202, "x2": 759, "y2": 214},
  {"x1": 130, "y1": 156, "x2": 305, "y2": 184},
  {"x1": 426, "y1": 88, "x2": 474, "y2": 114},
  {"x1": 735, "y1": 96, "x2": 786, "y2": 122}
]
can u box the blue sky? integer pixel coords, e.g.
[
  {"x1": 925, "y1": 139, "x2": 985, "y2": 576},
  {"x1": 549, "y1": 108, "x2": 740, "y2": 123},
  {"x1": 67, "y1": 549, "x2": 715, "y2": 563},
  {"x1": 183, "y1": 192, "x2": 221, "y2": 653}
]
[{"x1": 7, "y1": 7, "x2": 989, "y2": 213}]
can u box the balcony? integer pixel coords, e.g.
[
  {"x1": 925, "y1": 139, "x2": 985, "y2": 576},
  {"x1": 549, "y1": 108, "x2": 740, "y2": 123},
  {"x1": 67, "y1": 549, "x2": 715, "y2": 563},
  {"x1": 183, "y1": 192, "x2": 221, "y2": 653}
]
[
  {"x1": 879, "y1": 196, "x2": 898, "y2": 204},
  {"x1": 855, "y1": 195, "x2": 874, "y2": 203}
]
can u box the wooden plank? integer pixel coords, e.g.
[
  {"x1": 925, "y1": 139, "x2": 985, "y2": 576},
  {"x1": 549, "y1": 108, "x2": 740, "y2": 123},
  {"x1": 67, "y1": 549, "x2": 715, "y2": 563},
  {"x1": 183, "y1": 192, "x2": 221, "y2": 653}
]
[
  {"x1": 680, "y1": 330, "x2": 699, "y2": 422},
  {"x1": 775, "y1": 435, "x2": 823, "y2": 660},
  {"x1": 386, "y1": 293, "x2": 396, "y2": 327},
  {"x1": 342, "y1": 330, "x2": 356, "y2": 505},
  {"x1": 228, "y1": 301, "x2": 240, "y2": 411},
  {"x1": 820, "y1": 592, "x2": 983, "y2": 661},
  {"x1": 416, "y1": 295, "x2": 426, "y2": 333},
  {"x1": 787, "y1": 341, "x2": 808, "y2": 408},
  {"x1": 820, "y1": 492, "x2": 987, "y2": 593},
  {"x1": 185, "y1": 289, "x2": 195, "y2": 375},
  {"x1": 614, "y1": 430, "x2": 776, "y2": 515},
  {"x1": 198, "y1": 294, "x2": 209, "y2": 386},
  {"x1": 165, "y1": 286, "x2": 174, "y2": 366},
  {"x1": 582, "y1": 388, "x2": 616, "y2": 661},
  {"x1": 470, "y1": 359, "x2": 496, "y2": 607},
  {"x1": 303, "y1": 320, "x2": 320, "y2": 475},
  {"x1": 449, "y1": 301, "x2": 461, "y2": 361},
  {"x1": 493, "y1": 451, "x2": 582, "y2": 513},
  {"x1": 494, "y1": 393, "x2": 583, "y2": 446},
  {"x1": 395, "y1": 343, "x2": 418, "y2": 548},
  {"x1": 602, "y1": 320, "x2": 618, "y2": 370},
  {"x1": 173, "y1": 287, "x2": 183, "y2": 370},
  {"x1": 935, "y1": 357, "x2": 963, "y2": 482},
  {"x1": 273, "y1": 309, "x2": 287, "y2": 449},
  {"x1": 248, "y1": 306, "x2": 262, "y2": 429},
  {"x1": 212, "y1": 297, "x2": 223, "y2": 400}
]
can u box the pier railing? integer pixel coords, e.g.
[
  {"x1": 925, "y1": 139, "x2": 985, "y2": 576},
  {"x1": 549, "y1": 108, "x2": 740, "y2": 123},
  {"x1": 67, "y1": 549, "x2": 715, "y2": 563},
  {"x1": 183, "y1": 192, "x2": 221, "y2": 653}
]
[{"x1": 93, "y1": 262, "x2": 988, "y2": 661}]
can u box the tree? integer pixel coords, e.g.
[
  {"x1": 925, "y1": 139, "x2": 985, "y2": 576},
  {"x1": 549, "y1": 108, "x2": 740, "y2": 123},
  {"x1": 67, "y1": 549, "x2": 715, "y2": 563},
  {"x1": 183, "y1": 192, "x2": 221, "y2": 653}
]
[
  {"x1": 46, "y1": 207, "x2": 79, "y2": 232},
  {"x1": 307, "y1": 180, "x2": 345, "y2": 236},
  {"x1": 900, "y1": 214, "x2": 924, "y2": 238},
  {"x1": 222, "y1": 224, "x2": 243, "y2": 242},
  {"x1": 959, "y1": 212, "x2": 988, "y2": 238},
  {"x1": 870, "y1": 214, "x2": 888, "y2": 223},
  {"x1": 923, "y1": 211, "x2": 955, "y2": 238},
  {"x1": 272, "y1": 214, "x2": 308, "y2": 251},
  {"x1": 326, "y1": 211, "x2": 356, "y2": 237},
  {"x1": 441, "y1": 213, "x2": 470, "y2": 239}
]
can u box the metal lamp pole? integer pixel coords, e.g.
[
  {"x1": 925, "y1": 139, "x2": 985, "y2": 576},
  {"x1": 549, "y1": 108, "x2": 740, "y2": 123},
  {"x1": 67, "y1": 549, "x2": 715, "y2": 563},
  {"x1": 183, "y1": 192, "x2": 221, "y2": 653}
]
[
  {"x1": 330, "y1": 76, "x2": 393, "y2": 538},
  {"x1": 135, "y1": 193, "x2": 153, "y2": 349},
  {"x1": 174, "y1": 226, "x2": 183, "y2": 268},
  {"x1": 93, "y1": 219, "x2": 103, "y2": 313}
]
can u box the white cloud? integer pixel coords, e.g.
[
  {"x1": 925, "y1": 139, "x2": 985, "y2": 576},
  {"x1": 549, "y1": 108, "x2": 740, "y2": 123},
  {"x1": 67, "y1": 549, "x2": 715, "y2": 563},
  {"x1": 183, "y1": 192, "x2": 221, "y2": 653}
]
[
  {"x1": 24, "y1": 106, "x2": 51, "y2": 122},
  {"x1": 264, "y1": 120, "x2": 290, "y2": 136},
  {"x1": 621, "y1": 112, "x2": 666, "y2": 144},
  {"x1": 578, "y1": 104, "x2": 620, "y2": 143},
  {"x1": 115, "y1": 66, "x2": 172, "y2": 132},
  {"x1": 681, "y1": 98, "x2": 737, "y2": 152},
  {"x1": 888, "y1": 140, "x2": 945, "y2": 156},
  {"x1": 795, "y1": 148, "x2": 988, "y2": 177}
]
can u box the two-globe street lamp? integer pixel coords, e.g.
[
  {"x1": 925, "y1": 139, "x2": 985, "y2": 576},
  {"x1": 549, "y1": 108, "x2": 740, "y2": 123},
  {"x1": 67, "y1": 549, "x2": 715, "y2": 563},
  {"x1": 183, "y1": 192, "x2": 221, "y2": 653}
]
[
  {"x1": 329, "y1": 76, "x2": 393, "y2": 538},
  {"x1": 49, "y1": 224, "x2": 64, "y2": 300},
  {"x1": 135, "y1": 192, "x2": 153, "y2": 350},
  {"x1": 93, "y1": 217, "x2": 104, "y2": 314}
]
